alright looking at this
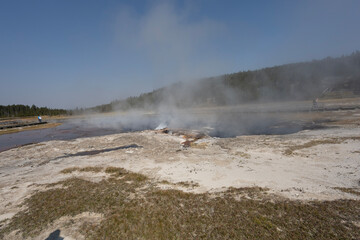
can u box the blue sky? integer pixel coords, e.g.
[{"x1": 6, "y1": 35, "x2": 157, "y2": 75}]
[{"x1": 1, "y1": 0, "x2": 360, "y2": 109}]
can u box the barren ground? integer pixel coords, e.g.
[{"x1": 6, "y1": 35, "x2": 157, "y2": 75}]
[{"x1": 0, "y1": 102, "x2": 360, "y2": 239}]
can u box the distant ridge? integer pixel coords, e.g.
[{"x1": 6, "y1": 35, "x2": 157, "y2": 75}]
[{"x1": 88, "y1": 51, "x2": 360, "y2": 113}]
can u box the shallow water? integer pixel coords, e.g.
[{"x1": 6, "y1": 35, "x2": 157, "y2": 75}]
[
  {"x1": 0, "y1": 121, "x2": 148, "y2": 152},
  {"x1": 0, "y1": 111, "x2": 329, "y2": 152}
]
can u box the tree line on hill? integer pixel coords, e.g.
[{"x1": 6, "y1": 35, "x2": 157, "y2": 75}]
[
  {"x1": 0, "y1": 104, "x2": 68, "y2": 118},
  {"x1": 89, "y1": 51, "x2": 360, "y2": 112},
  {"x1": 5, "y1": 51, "x2": 359, "y2": 116}
]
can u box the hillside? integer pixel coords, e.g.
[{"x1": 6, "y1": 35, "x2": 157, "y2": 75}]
[{"x1": 90, "y1": 51, "x2": 360, "y2": 112}]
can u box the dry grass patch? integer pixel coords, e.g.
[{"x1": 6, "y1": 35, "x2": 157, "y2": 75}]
[
  {"x1": 334, "y1": 187, "x2": 360, "y2": 196},
  {"x1": 235, "y1": 151, "x2": 251, "y2": 159},
  {"x1": 224, "y1": 186, "x2": 269, "y2": 200},
  {"x1": 81, "y1": 166, "x2": 104, "y2": 173},
  {"x1": 176, "y1": 181, "x2": 200, "y2": 188},
  {"x1": 284, "y1": 136, "x2": 360, "y2": 155},
  {"x1": 60, "y1": 166, "x2": 103, "y2": 174},
  {"x1": 124, "y1": 172, "x2": 148, "y2": 182},
  {"x1": 104, "y1": 166, "x2": 128, "y2": 177},
  {"x1": 60, "y1": 167, "x2": 80, "y2": 174},
  {"x1": 332, "y1": 118, "x2": 360, "y2": 125},
  {"x1": 1, "y1": 167, "x2": 360, "y2": 239},
  {"x1": 159, "y1": 180, "x2": 171, "y2": 184},
  {"x1": 104, "y1": 167, "x2": 148, "y2": 181},
  {"x1": 284, "y1": 139, "x2": 341, "y2": 155},
  {"x1": 189, "y1": 142, "x2": 208, "y2": 149}
]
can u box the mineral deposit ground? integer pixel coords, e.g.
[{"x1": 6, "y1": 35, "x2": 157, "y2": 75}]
[{"x1": 0, "y1": 105, "x2": 360, "y2": 239}]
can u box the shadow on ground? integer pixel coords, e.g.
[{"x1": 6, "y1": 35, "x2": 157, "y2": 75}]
[
  {"x1": 53, "y1": 144, "x2": 142, "y2": 160},
  {"x1": 45, "y1": 229, "x2": 63, "y2": 240}
]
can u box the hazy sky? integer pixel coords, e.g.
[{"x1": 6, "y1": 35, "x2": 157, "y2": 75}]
[{"x1": 1, "y1": 0, "x2": 360, "y2": 109}]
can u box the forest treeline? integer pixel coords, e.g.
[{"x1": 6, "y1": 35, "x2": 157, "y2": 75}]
[
  {"x1": 0, "y1": 104, "x2": 68, "y2": 118},
  {"x1": 89, "y1": 51, "x2": 360, "y2": 112}
]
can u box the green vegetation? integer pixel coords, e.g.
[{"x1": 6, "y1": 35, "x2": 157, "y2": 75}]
[
  {"x1": 1, "y1": 167, "x2": 359, "y2": 239},
  {"x1": 0, "y1": 104, "x2": 68, "y2": 118},
  {"x1": 90, "y1": 51, "x2": 360, "y2": 112}
]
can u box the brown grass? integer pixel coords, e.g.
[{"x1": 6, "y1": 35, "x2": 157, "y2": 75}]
[
  {"x1": 284, "y1": 136, "x2": 360, "y2": 155},
  {"x1": 334, "y1": 187, "x2": 360, "y2": 196},
  {"x1": 235, "y1": 151, "x2": 251, "y2": 159},
  {"x1": 1, "y1": 167, "x2": 360, "y2": 239},
  {"x1": 189, "y1": 142, "x2": 208, "y2": 149},
  {"x1": 333, "y1": 118, "x2": 360, "y2": 125},
  {"x1": 104, "y1": 166, "x2": 128, "y2": 177},
  {"x1": 159, "y1": 180, "x2": 171, "y2": 184},
  {"x1": 176, "y1": 181, "x2": 200, "y2": 188},
  {"x1": 60, "y1": 166, "x2": 103, "y2": 174}
]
